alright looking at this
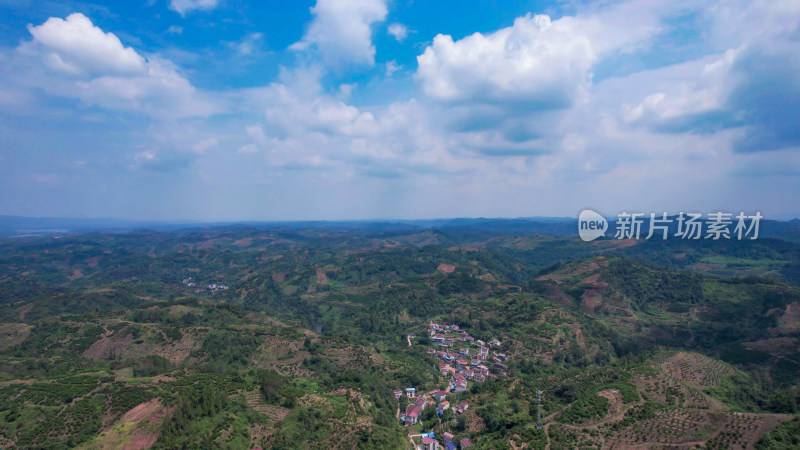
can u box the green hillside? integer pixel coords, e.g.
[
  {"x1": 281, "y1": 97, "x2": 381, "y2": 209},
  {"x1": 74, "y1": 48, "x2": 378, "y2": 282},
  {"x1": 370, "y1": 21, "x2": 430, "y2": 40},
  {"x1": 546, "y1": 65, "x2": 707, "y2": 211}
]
[{"x1": 0, "y1": 228, "x2": 799, "y2": 448}]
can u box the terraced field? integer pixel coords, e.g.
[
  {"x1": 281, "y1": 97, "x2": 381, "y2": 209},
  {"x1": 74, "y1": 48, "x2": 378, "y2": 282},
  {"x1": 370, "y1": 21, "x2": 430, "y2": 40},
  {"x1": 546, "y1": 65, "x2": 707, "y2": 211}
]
[
  {"x1": 605, "y1": 410, "x2": 792, "y2": 449},
  {"x1": 633, "y1": 370, "x2": 714, "y2": 409},
  {"x1": 662, "y1": 352, "x2": 735, "y2": 388},
  {"x1": 546, "y1": 352, "x2": 794, "y2": 449}
]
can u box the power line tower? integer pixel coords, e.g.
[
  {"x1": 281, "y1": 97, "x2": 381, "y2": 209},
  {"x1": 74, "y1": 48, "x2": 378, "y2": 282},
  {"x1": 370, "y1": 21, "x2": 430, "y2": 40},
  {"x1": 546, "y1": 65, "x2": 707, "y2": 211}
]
[{"x1": 536, "y1": 390, "x2": 543, "y2": 430}]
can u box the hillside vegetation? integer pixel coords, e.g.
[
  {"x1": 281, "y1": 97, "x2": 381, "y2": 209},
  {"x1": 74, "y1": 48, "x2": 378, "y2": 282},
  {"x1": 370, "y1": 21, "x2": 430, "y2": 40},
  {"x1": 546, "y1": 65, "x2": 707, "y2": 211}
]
[{"x1": 0, "y1": 226, "x2": 798, "y2": 448}]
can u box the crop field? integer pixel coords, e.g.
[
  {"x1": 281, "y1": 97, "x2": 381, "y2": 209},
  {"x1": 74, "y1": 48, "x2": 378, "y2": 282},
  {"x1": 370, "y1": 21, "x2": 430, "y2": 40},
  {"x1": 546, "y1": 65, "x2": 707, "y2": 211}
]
[
  {"x1": 632, "y1": 370, "x2": 714, "y2": 409},
  {"x1": 662, "y1": 352, "x2": 735, "y2": 388},
  {"x1": 604, "y1": 409, "x2": 793, "y2": 449}
]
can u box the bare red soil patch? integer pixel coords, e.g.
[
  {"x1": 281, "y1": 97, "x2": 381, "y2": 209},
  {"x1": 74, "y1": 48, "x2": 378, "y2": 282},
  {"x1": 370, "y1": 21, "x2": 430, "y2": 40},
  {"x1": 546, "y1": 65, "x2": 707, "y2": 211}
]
[
  {"x1": 18, "y1": 302, "x2": 35, "y2": 321},
  {"x1": 86, "y1": 256, "x2": 101, "y2": 267},
  {"x1": 437, "y1": 263, "x2": 456, "y2": 274},
  {"x1": 121, "y1": 399, "x2": 161, "y2": 423},
  {"x1": 232, "y1": 237, "x2": 253, "y2": 247},
  {"x1": 271, "y1": 272, "x2": 286, "y2": 282},
  {"x1": 316, "y1": 268, "x2": 328, "y2": 284}
]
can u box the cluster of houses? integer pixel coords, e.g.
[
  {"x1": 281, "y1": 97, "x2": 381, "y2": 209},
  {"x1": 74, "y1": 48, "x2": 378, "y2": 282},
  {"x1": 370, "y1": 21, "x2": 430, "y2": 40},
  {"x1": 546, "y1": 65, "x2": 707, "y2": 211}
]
[
  {"x1": 396, "y1": 387, "x2": 473, "y2": 449},
  {"x1": 396, "y1": 321, "x2": 510, "y2": 448},
  {"x1": 421, "y1": 432, "x2": 472, "y2": 450},
  {"x1": 206, "y1": 283, "x2": 229, "y2": 291},
  {"x1": 395, "y1": 387, "x2": 470, "y2": 427},
  {"x1": 426, "y1": 322, "x2": 508, "y2": 381},
  {"x1": 181, "y1": 277, "x2": 229, "y2": 293}
]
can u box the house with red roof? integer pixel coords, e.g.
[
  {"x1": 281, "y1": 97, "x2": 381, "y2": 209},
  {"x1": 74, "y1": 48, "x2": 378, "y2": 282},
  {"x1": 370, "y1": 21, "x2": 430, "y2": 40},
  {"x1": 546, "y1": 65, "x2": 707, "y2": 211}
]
[
  {"x1": 422, "y1": 435, "x2": 439, "y2": 450},
  {"x1": 404, "y1": 404, "x2": 421, "y2": 425},
  {"x1": 452, "y1": 373, "x2": 467, "y2": 392}
]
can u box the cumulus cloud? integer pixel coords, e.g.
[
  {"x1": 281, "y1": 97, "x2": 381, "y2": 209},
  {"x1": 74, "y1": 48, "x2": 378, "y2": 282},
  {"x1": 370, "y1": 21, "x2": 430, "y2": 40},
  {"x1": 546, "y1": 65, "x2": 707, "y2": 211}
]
[
  {"x1": 621, "y1": 50, "x2": 739, "y2": 132},
  {"x1": 623, "y1": 0, "x2": 800, "y2": 152},
  {"x1": 415, "y1": 1, "x2": 664, "y2": 108},
  {"x1": 236, "y1": 33, "x2": 264, "y2": 56},
  {"x1": 726, "y1": 43, "x2": 800, "y2": 152},
  {"x1": 290, "y1": 0, "x2": 387, "y2": 67},
  {"x1": 385, "y1": 60, "x2": 400, "y2": 77},
  {"x1": 230, "y1": 68, "x2": 515, "y2": 181},
  {"x1": 417, "y1": 14, "x2": 591, "y2": 107},
  {"x1": 15, "y1": 14, "x2": 216, "y2": 120},
  {"x1": 74, "y1": 57, "x2": 216, "y2": 119},
  {"x1": 170, "y1": 0, "x2": 218, "y2": 16},
  {"x1": 25, "y1": 13, "x2": 146, "y2": 77},
  {"x1": 387, "y1": 23, "x2": 408, "y2": 41},
  {"x1": 253, "y1": 67, "x2": 378, "y2": 139},
  {"x1": 3, "y1": 0, "x2": 799, "y2": 220}
]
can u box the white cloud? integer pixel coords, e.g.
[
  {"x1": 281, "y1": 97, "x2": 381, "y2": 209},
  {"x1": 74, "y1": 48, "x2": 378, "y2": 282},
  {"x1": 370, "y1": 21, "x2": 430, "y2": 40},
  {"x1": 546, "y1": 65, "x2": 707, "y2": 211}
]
[
  {"x1": 3, "y1": 0, "x2": 799, "y2": 220},
  {"x1": 620, "y1": 0, "x2": 800, "y2": 152},
  {"x1": 193, "y1": 138, "x2": 218, "y2": 153},
  {"x1": 170, "y1": 0, "x2": 218, "y2": 16},
  {"x1": 416, "y1": 14, "x2": 596, "y2": 106},
  {"x1": 166, "y1": 25, "x2": 183, "y2": 35},
  {"x1": 134, "y1": 150, "x2": 156, "y2": 162},
  {"x1": 622, "y1": 50, "x2": 735, "y2": 126},
  {"x1": 707, "y1": 0, "x2": 800, "y2": 46},
  {"x1": 415, "y1": 1, "x2": 669, "y2": 106},
  {"x1": 290, "y1": 0, "x2": 387, "y2": 67},
  {"x1": 73, "y1": 56, "x2": 217, "y2": 119},
  {"x1": 387, "y1": 23, "x2": 408, "y2": 41},
  {"x1": 337, "y1": 83, "x2": 356, "y2": 99},
  {"x1": 236, "y1": 33, "x2": 264, "y2": 56},
  {"x1": 25, "y1": 13, "x2": 146, "y2": 77},
  {"x1": 385, "y1": 60, "x2": 400, "y2": 77},
  {"x1": 15, "y1": 14, "x2": 217, "y2": 120}
]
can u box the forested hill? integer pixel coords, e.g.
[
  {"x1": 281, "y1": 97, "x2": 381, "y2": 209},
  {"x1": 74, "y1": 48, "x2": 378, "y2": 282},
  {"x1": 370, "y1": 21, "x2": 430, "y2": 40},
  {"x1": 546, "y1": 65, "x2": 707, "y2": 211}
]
[{"x1": 0, "y1": 226, "x2": 799, "y2": 448}]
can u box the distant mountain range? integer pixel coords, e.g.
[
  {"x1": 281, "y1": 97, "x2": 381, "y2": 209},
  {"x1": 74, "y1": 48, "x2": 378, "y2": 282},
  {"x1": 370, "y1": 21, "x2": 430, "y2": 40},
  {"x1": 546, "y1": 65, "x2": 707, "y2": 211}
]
[{"x1": 1, "y1": 214, "x2": 799, "y2": 242}]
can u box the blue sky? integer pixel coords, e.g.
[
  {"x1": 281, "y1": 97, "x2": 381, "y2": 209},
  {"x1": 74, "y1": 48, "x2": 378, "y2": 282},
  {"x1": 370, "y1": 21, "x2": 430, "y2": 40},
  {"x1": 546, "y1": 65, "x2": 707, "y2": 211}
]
[{"x1": 0, "y1": 0, "x2": 798, "y2": 221}]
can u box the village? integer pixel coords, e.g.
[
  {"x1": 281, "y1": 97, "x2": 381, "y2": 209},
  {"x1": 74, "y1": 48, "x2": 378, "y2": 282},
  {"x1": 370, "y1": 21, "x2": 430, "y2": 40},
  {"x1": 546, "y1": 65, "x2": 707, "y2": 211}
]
[
  {"x1": 181, "y1": 277, "x2": 229, "y2": 293},
  {"x1": 395, "y1": 321, "x2": 511, "y2": 450}
]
